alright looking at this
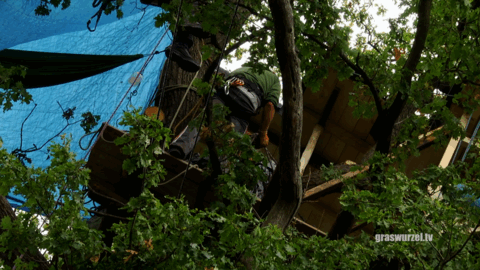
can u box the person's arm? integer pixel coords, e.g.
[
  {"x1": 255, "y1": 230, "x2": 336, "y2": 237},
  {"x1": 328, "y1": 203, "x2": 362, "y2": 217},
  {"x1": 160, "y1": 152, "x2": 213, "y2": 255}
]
[{"x1": 258, "y1": 101, "x2": 275, "y2": 148}]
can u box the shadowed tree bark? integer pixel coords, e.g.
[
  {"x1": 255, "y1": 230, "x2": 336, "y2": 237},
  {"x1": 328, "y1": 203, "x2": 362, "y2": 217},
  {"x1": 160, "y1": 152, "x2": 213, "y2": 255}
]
[{"x1": 262, "y1": 0, "x2": 303, "y2": 230}]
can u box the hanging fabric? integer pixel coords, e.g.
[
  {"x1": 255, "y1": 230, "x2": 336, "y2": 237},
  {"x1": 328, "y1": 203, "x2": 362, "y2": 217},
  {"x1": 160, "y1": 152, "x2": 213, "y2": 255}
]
[{"x1": 0, "y1": 49, "x2": 144, "y2": 89}]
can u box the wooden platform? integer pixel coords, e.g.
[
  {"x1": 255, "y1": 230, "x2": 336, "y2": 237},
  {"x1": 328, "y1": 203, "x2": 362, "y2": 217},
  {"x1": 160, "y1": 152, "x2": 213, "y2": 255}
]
[{"x1": 86, "y1": 123, "x2": 214, "y2": 207}]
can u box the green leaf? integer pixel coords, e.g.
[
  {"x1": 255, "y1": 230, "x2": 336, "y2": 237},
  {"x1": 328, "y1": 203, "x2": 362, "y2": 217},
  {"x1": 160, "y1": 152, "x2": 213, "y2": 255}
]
[{"x1": 1, "y1": 216, "x2": 12, "y2": 230}]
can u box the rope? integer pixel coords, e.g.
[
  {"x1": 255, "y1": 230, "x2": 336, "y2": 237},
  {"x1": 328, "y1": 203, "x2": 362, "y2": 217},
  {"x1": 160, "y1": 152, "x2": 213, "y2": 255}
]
[
  {"x1": 79, "y1": 128, "x2": 101, "y2": 150},
  {"x1": 163, "y1": 60, "x2": 204, "y2": 152},
  {"x1": 177, "y1": 0, "x2": 242, "y2": 198},
  {"x1": 82, "y1": 29, "x2": 169, "y2": 161},
  {"x1": 158, "y1": 163, "x2": 200, "y2": 186},
  {"x1": 173, "y1": 96, "x2": 204, "y2": 135}
]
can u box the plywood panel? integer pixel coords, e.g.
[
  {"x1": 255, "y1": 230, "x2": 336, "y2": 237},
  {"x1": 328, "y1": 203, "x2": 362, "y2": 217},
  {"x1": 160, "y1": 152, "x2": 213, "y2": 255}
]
[
  {"x1": 317, "y1": 192, "x2": 343, "y2": 213},
  {"x1": 316, "y1": 131, "x2": 332, "y2": 154},
  {"x1": 330, "y1": 85, "x2": 350, "y2": 123},
  {"x1": 297, "y1": 203, "x2": 314, "y2": 222},
  {"x1": 325, "y1": 119, "x2": 373, "y2": 153},
  {"x1": 337, "y1": 144, "x2": 360, "y2": 164},
  {"x1": 352, "y1": 96, "x2": 377, "y2": 140},
  {"x1": 303, "y1": 68, "x2": 339, "y2": 114},
  {"x1": 304, "y1": 202, "x2": 331, "y2": 229},
  {"x1": 338, "y1": 95, "x2": 359, "y2": 133},
  {"x1": 315, "y1": 208, "x2": 337, "y2": 233},
  {"x1": 404, "y1": 146, "x2": 446, "y2": 178},
  {"x1": 355, "y1": 152, "x2": 365, "y2": 164},
  {"x1": 322, "y1": 135, "x2": 346, "y2": 163}
]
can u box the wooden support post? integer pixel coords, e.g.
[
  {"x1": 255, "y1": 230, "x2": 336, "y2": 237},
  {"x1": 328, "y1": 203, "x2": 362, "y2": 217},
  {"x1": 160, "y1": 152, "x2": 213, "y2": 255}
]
[
  {"x1": 299, "y1": 87, "x2": 340, "y2": 176},
  {"x1": 300, "y1": 124, "x2": 324, "y2": 176},
  {"x1": 438, "y1": 113, "x2": 470, "y2": 168}
]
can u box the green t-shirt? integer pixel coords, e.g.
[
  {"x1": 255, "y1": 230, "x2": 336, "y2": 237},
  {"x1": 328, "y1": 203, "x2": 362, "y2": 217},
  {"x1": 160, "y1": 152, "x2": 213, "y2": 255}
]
[{"x1": 230, "y1": 67, "x2": 282, "y2": 107}]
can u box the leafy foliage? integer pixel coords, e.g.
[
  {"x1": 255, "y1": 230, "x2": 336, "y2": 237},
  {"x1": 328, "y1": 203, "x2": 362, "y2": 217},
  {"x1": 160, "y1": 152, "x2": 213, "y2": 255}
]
[
  {"x1": 3, "y1": 0, "x2": 480, "y2": 268},
  {"x1": 0, "y1": 64, "x2": 31, "y2": 112}
]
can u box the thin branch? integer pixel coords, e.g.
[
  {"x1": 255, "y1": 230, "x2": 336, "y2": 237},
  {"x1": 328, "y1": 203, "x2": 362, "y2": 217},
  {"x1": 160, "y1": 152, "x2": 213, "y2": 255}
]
[
  {"x1": 19, "y1": 104, "x2": 37, "y2": 151},
  {"x1": 439, "y1": 218, "x2": 480, "y2": 269},
  {"x1": 232, "y1": 2, "x2": 273, "y2": 22},
  {"x1": 88, "y1": 209, "x2": 129, "y2": 221},
  {"x1": 303, "y1": 32, "x2": 384, "y2": 115},
  {"x1": 87, "y1": 185, "x2": 126, "y2": 207},
  {"x1": 367, "y1": 42, "x2": 382, "y2": 54}
]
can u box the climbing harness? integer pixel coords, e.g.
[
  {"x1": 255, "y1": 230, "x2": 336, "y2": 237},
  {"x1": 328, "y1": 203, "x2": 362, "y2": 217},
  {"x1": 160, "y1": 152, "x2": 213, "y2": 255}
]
[{"x1": 223, "y1": 76, "x2": 244, "y2": 95}]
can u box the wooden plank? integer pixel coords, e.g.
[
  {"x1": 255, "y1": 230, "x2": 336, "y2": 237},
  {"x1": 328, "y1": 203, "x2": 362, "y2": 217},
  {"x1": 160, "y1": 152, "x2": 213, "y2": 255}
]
[
  {"x1": 438, "y1": 137, "x2": 460, "y2": 168},
  {"x1": 88, "y1": 150, "x2": 124, "y2": 177},
  {"x1": 86, "y1": 123, "x2": 210, "y2": 206},
  {"x1": 303, "y1": 166, "x2": 369, "y2": 201},
  {"x1": 300, "y1": 125, "x2": 324, "y2": 175},
  {"x1": 293, "y1": 217, "x2": 327, "y2": 237}
]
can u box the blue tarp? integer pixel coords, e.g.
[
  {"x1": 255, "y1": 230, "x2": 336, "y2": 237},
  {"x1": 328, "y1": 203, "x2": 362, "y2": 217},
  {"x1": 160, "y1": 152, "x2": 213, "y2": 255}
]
[
  {"x1": 0, "y1": 0, "x2": 147, "y2": 51},
  {"x1": 455, "y1": 184, "x2": 480, "y2": 209},
  {"x1": 0, "y1": 3, "x2": 172, "y2": 213}
]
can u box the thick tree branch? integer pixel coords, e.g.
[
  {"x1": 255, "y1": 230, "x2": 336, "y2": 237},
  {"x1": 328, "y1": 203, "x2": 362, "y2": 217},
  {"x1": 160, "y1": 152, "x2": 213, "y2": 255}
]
[
  {"x1": 403, "y1": 0, "x2": 433, "y2": 76},
  {"x1": 371, "y1": 0, "x2": 433, "y2": 154}
]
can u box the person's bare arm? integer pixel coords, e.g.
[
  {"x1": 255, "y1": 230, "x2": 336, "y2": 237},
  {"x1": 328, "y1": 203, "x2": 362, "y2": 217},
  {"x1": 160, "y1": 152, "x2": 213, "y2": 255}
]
[{"x1": 258, "y1": 101, "x2": 275, "y2": 147}]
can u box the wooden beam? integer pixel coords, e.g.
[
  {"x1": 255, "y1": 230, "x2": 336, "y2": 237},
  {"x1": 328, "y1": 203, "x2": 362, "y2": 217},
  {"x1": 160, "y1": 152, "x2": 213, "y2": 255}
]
[
  {"x1": 293, "y1": 217, "x2": 327, "y2": 237},
  {"x1": 437, "y1": 113, "x2": 470, "y2": 167},
  {"x1": 299, "y1": 87, "x2": 340, "y2": 175},
  {"x1": 303, "y1": 166, "x2": 369, "y2": 201},
  {"x1": 300, "y1": 125, "x2": 324, "y2": 175}
]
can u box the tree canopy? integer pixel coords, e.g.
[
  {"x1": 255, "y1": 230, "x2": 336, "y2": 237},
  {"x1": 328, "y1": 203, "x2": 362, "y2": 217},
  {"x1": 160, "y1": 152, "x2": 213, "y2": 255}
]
[{"x1": 2, "y1": 0, "x2": 480, "y2": 269}]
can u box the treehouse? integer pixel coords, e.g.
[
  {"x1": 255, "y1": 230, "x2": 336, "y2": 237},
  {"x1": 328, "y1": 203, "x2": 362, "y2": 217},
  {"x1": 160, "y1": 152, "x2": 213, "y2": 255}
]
[{"x1": 85, "y1": 68, "x2": 480, "y2": 238}]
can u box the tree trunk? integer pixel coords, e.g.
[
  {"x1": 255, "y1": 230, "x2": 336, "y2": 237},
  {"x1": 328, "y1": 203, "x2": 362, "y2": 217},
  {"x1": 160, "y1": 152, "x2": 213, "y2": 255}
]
[
  {"x1": 155, "y1": 38, "x2": 207, "y2": 137},
  {"x1": 263, "y1": 0, "x2": 303, "y2": 231},
  {"x1": 0, "y1": 196, "x2": 51, "y2": 270}
]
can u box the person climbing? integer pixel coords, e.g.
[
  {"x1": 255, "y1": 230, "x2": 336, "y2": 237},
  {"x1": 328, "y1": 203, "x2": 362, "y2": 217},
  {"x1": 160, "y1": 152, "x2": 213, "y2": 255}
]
[{"x1": 168, "y1": 66, "x2": 281, "y2": 160}]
